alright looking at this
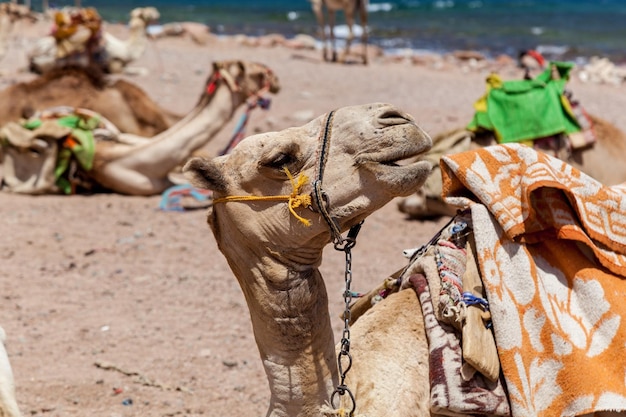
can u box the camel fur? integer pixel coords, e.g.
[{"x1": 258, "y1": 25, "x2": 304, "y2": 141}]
[
  {"x1": 184, "y1": 103, "x2": 433, "y2": 417},
  {"x1": 0, "y1": 66, "x2": 179, "y2": 137},
  {"x1": 28, "y1": 7, "x2": 159, "y2": 75},
  {"x1": 0, "y1": 60, "x2": 279, "y2": 196},
  {"x1": 309, "y1": 0, "x2": 368, "y2": 64},
  {"x1": 398, "y1": 114, "x2": 626, "y2": 219}
]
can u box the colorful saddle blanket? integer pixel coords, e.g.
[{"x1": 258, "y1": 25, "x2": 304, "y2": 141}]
[
  {"x1": 467, "y1": 62, "x2": 593, "y2": 146},
  {"x1": 439, "y1": 143, "x2": 626, "y2": 416}
]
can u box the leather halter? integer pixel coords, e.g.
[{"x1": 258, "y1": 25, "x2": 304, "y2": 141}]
[{"x1": 311, "y1": 111, "x2": 363, "y2": 249}]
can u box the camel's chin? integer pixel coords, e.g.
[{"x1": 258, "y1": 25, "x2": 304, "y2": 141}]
[{"x1": 369, "y1": 160, "x2": 433, "y2": 196}]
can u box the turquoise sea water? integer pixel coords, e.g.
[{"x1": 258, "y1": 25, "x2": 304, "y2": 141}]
[{"x1": 23, "y1": 0, "x2": 626, "y2": 62}]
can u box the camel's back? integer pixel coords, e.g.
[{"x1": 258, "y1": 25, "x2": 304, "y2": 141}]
[
  {"x1": 0, "y1": 68, "x2": 175, "y2": 136},
  {"x1": 344, "y1": 289, "x2": 431, "y2": 416}
]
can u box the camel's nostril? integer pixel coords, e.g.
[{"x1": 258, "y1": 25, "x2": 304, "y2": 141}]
[
  {"x1": 380, "y1": 109, "x2": 403, "y2": 119},
  {"x1": 378, "y1": 109, "x2": 412, "y2": 126}
]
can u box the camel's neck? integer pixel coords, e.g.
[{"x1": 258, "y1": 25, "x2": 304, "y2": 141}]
[
  {"x1": 0, "y1": 15, "x2": 12, "y2": 59},
  {"x1": 128, "y1": 83, "x2": 243, "y2": 178},
  {"x1": 220, "y1": 236, "x2": 339, "y2": 417},
  {"x1": 124, "y1": 19, "x2": 150, "y2": 60}
]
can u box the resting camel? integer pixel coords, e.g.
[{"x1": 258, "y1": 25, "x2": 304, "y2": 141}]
[
  {"x1": 0, "y1": 60, "x2": 280, "y2": 196},
  {"x1": 183, "y1": 103, "x2": 434, "y2": 416},
  {"x1": 309, "y1": 0, "x2": 368, "y2": 64},
  {"x1": 28, "y1": 7, "x2": 159, "y2": 74},
  {"x1": 0, "y1": 66, "x2": 179, "y2": 136},
  {"x1": 397, "y1": 114, "x2": 626, "y2": 219}
]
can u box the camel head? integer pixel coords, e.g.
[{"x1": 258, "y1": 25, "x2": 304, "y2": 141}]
[
  {"x1": 0, "y1": 120, "x2": 61, "y2": 194},
  {"x1": 201, "y1": 60, "x2": 280, "y2": 107},
  {"x1": 129, "y1": 7, "x2": 160, "y2": 29},
  {"x1": 185, "y1": 102, "x2": 432, "y2": 255}
]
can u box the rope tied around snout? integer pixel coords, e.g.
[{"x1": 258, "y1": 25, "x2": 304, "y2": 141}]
[{"x1": 212, "y1": 167, "x2": 313, "y2": 226}]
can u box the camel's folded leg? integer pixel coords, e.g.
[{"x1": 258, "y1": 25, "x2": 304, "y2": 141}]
[{"x1": 0, "y1": 327, "x2": 21, "y2": 417}]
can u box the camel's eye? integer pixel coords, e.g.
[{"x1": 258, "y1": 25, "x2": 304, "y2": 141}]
[
  {"x1": 258, "y1": 146, "x2": 303, "y2": 180},
  {"x1": 265, "y1": 152, "x2": 294, "y2": 169},
  {"x1": 28, "y1": 148, "x2": 43, "y2": 157},
  {"x1": 24, "y1": 139, "x2": 49, "y2": 157},
  {"x1": 260, "y1": 150, "x2": 298, "y2": 170}
]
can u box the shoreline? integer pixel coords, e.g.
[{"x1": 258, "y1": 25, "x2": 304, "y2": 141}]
[{"x1": 10, "y1": 1, "x2": 626, "y2": 65}]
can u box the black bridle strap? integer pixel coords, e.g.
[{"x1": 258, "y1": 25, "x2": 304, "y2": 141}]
[
  {"x1": 311, "y1": 111, "x2": 364, "y2": 249},
  {"x1": 312, "y1": 110, "x2": 345, "y2": 245},
  {"x1": 312, "y1": 111, "x2": 362, "y2": 416}
]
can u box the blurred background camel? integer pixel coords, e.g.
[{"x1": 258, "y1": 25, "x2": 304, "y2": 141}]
[
  {"x1": 309, "y1": 0, "x2": 368, "y2": 64},
  {"x1": 397, "y1": 116, "x2": 626, "y2": 220},
  {"x1": 27, "y1": 6, "x2": 159, "y2": 74},
  {"x1": 0, "y1": 60, "x2": 280, "y2": 195}
]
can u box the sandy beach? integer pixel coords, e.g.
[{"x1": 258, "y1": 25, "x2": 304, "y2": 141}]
[{"x1": 1, "y1": 16, "x2": 626, "y2": 417}]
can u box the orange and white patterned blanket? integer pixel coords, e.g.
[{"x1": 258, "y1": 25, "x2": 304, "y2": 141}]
[{"x1": 440, "y1": 143, "x2": 626, "y2": 416}]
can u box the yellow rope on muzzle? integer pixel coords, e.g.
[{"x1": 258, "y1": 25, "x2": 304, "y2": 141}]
[{"x1": 212, "y1": 168, "x2": 312, "y2": 226}]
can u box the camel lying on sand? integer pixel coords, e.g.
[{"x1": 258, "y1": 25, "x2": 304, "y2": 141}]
[
  {"x1": 28, "y1": 7, "x2": 159, "y2": 74},
  {"x1": 397, "y1": 114, "x2": 626, "y2": 219},
  {"x1": 0, "y1": 60, "x2": 279, "y2": 195},
  {"x1": 0, "y1": 327, "x2": 20, "y2": 417},
  {"x1": 0, "y1": 66, "x2": 179, "y2": 136},
  {"x1": 309, "y1": 0, "x2": 368, "y2": 64},
  {"x1": 399, "y1": 62, "x2": 626, "y2": 219},
  {"x1": 184, "y1": 103, "x2": 434, "y2": 416}
]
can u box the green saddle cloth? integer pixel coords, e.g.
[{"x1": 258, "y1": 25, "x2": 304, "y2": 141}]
[
  {"x1": 467, "y1": 61, "x2": 581, "y2": 143},
  {"x1": 23, "y1": 113, "x2": 98, "y2": 194}
]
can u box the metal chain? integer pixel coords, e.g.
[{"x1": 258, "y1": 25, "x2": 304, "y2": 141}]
[
  {"x1": 311, "y1": 109, "x2": 360, "y2": 415},
  {"x1": 330, "y1": 222, "x2": 362, "y2": 416}
]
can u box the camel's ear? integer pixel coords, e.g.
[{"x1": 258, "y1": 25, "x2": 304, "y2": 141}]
[
  {"x1": 183, "y1": 157, "x2": 227, "y2": 192},
  {"x1": 212, "y1": 61, "x2": 225, "y2": 78},
  {"x1": 130, "y1": 7, "x2": 142, "y2": 19},
  {"x1": 237, "y1": 60, "x2": 247, "y2": 75}
]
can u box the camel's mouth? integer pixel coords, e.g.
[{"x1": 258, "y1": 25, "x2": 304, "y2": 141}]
[
  {"x1": 358, "y1": 133, "x2": 432, "y2": 168},
  {"x1": 376, "y1": 149, "x2": 424, "y2": 167},
  {"x1": 357, "y1": 123, "x2": 433, "y2": 196},
  {"x1": 358, "y1": 109, "x2": 432, "y2": 168}
]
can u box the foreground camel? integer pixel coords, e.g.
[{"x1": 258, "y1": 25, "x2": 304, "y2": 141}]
[
  {"x1": 397, "y1": 114, "x2": 626, "y2": 219},
  {"x1": 309, "y1": 0, "x2": 368, "y2": 64},
  {"x1": 0, "y1": 60, "x2": 279, "y2": 195},
  {"x1": 0, "y1": 66, "x2": 179, "y2": 136},
  {"x1": 28, "y1": 7, "x2": 159, "y2": 74},
  {"x1": 184, "y1": 103, "x2": 434, "y2": 416}
]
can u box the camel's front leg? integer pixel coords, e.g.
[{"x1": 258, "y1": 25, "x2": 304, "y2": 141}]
[
  {"x1": 328, "y1": 11, "x2": 338, "y2": 62},
  {"x1": 343, "y1": 12, "x2": 355, "y2": 62},
  {"x1": 358, "y1": 4, "x2": 368, "y2": 65},
  {"x1": 312, "y1": 3, "x2": 330, "y2": 62}
]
